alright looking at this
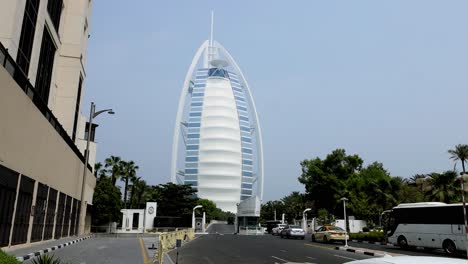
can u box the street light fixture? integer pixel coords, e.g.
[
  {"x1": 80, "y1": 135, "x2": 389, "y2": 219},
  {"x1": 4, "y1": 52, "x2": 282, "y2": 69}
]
[
  {"x1": 303, "y1": 208, "x2": 311, "y2": 232},
  {"x1": 341, "y1": 197, "x2": 349, "y2": 247},
  {"x1": 79, "y1": 102, "x2": 114, "y2": 234},
  {"x1": 192, "y1": 205, "x2": 203, "y2": 229}
]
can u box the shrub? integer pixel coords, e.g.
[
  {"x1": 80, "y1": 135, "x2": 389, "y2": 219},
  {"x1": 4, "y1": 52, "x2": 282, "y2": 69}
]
[
  {"x1": 349, "y1": 231, "x2": 384, "y2": 242},
  {"x1": 31, "y1": 254, "x2": 67, "y2": 264},
  {"x1": 362, "y1": 226, "x2": 370, "y2": 232},
  {"x1": 0, "y1": 250, "x2": 20, "y2": 264}
]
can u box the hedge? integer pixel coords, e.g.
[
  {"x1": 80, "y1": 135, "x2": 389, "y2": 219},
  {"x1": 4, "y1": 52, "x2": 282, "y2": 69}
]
[
  {"x1": 0, "y1": 250, "x2": 20, "y2": 264},
  {"x1": 349, "y1": 231, "x2": 384, "y2": 242}
]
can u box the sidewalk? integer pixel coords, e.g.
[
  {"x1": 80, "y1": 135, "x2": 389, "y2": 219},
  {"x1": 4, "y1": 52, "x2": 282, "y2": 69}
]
[{"x1": 5, "y1": 235, "x2": 93, "y2": 262}]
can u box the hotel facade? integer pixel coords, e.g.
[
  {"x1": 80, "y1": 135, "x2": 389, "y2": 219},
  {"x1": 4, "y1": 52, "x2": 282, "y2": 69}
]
[
  {"x1": 172, "y1": 37, "x2": 264, "y2": 213},
  {"x1": 0, "y1": 0, "x2": 97, "y2": 250}
]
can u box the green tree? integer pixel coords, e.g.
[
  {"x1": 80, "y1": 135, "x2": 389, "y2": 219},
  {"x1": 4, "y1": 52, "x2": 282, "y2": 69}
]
[
  {"x1": 153, "y1": 183, "x2": 198, "y2": 216},
  {"x1": 260, "y1": 200, "x2": 285, "y2": 223},
  {"x1": 129, "y1": 176, "x2": 141, "y2": 209},
  {"x1": 92, "y1": 176, "x2": 122, "y2": 225},
  {"x1": 281, "y1": 192, "x2": 312, "y2": 223},
  {"x1": 120, "y1": 160, "x2": 139, "y2": 208},
  {"x1": 105, "y1": 155, "x2": 122, "y2": 186},
  {"x1": 299, "y1": 149, "x2": 363, "y2": 214},
  {"x1": 196, "y1": 199, "x2": 219, "y2": 222},
  {"x1": 448, "y1": 144, "x2": 468, "y2": 173},
  {"x1": 425, "y1": 171, "x2": 460, "y2": 203}
]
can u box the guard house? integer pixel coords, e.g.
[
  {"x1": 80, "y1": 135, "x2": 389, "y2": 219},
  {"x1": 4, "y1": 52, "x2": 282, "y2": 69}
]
[
  {"x1": 236, "y1": 196, "x2": 262, "y2": 235},
  {"x1": 118, "y1": 202, "x2": 157, "y2": 233}
]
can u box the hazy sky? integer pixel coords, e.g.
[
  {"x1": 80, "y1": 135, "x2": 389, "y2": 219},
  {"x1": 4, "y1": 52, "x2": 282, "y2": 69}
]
[{"x1": 84, "y1": 1, "x2": 468, "y2": 202}]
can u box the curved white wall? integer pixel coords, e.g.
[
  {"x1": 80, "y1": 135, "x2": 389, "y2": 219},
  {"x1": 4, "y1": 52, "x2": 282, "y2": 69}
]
[{"x1": 197, "y1": 77, "x2": 242, "y2": 212}]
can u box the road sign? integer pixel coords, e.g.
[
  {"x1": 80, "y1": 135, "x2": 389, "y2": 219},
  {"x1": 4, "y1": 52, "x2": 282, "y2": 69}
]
[{"x1": 176, "y1": 239, "x2": 182, "y2": 248}]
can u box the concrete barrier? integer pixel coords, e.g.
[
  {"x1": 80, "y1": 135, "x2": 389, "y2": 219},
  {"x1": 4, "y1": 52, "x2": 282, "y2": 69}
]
[{"x1": 157, "y1": 228, "x2": 194, "y2": 263}]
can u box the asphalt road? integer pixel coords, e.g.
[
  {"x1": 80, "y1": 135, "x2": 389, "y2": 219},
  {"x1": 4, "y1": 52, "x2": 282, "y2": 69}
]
[
  {"x1": 206, "y1": 223, "x2": 235, "y2": 234},
  {"x1": 168, "y1": 234, "x2": 373, "y2": 264},
  {"x1": 22, "y1": 237, "x2": 145, "y2": 264}
]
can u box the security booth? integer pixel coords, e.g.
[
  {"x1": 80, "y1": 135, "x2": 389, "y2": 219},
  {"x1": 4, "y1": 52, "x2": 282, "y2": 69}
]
[{"x1": 236, "y1": 196, "x2": 263, "y2": 235}]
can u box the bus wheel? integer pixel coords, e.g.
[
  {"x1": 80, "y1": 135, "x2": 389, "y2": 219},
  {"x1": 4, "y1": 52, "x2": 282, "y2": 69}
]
[
  {"x1": 397, "y1": 236, "x2": 409, "y2": 249},
  {"x1": 442, "y1": 239, "x2": 456, "y2": 255}
]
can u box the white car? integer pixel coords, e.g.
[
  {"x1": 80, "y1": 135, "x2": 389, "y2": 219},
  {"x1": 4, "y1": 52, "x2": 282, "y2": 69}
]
[
  {"x1": 345, "y1": 256, "x2": 467, "y2": 264},
  {"x1": 271, "y1": 224, "x2": 287, "y2": 236}
]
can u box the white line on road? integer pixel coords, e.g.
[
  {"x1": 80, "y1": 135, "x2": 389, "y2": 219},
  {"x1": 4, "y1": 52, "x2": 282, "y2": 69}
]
[
  {"x1": 280, "y1": 249, "x2": 287, "y2": 252},
  {"x1": 334, "y1": 254, "x2": 358, "y2": 261},
  {"x1": 271, "y1": 256, "x2": 289, "y2": 262},
  {"x1": 306, "y1": 256, "x2": 316, "y2": 259}
]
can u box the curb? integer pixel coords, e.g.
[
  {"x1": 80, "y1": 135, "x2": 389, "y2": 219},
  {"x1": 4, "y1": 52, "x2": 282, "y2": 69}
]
[
  {"x1": 16, "y1": 235, "x2": 93, "y2": 262},
  {"x1": 350, "y1": 240, "x2": 394, "y2": 246},
  {"x1": 335, "y1": 246, "x2": 388, "y2": 257}
]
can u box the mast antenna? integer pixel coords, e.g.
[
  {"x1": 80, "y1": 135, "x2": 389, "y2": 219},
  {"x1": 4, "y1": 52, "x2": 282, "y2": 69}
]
[{"x1": 210, "y1": 11, "x2": 214, "y2": 47}]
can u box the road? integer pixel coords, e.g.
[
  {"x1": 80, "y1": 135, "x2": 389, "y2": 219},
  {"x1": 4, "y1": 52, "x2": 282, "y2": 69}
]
[
  {"x1": 169, "y1": 233, "x2": 372, "y2": 264},
  {"x1": 206, "y1": 223, "x2": 235, "y2": 234}
]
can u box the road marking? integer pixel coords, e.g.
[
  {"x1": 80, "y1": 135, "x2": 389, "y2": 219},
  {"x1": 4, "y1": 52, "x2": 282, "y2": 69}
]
[
  {"x1": 333, "y1": 254, "x2": 357, "y2": 261},
  {"x1": 271, "y1": 256, "x2": 289, "y2": 262},
  {"x1": 306, "y1": 256, "x2": 316, "y2": 259},
  {"x1": 138, "y1": 238, "x2": 149, "y2": 264},
  {"x1": 304, "y1": 243, "x2": 334, "y2": 250},
  {"x1": 280, "y1": 249, "x2": 287, "y2": 252}
]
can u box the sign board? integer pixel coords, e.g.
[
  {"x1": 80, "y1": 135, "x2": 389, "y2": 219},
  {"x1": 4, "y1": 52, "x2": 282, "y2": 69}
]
[{"x1": 176, "y1": 239, "x2": 182, "y2": 248}]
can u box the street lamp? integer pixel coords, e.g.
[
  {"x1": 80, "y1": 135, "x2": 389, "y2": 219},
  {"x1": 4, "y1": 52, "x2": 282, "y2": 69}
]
[
  {"x1": 460, "y1": 173, "x2": 468, "y2": 259},
  {"x1": 79, "y1": 102, "x2": 114, "y2": 234},
  {"x1": 303, "y1": 208, "x2": 311, "y2": 232},
  {"x1": 192, "y1": 205, "x2": 203, "y2": 229},
  {"x1": 341, "y1": 197, "x2": 349, "y2": 247}
]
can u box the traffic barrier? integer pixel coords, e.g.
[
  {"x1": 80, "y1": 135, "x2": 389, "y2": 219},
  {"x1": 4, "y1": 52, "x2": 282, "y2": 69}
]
[{"x1": 157, "y1": 228, "x2": 194, "y2": 263}]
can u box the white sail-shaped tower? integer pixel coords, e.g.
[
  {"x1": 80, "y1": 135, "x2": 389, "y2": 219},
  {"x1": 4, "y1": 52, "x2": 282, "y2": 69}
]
[{"x1": 171, "y1": 28, "x2": 264, "y2": 213}]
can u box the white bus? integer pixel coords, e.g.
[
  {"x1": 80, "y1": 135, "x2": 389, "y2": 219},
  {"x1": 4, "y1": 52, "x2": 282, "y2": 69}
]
[{"x1": 382, "y1": 202, "x2": 467, "y2": 255}]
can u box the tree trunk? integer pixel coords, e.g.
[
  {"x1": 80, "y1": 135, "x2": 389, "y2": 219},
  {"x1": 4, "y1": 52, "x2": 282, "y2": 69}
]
[
  {"x1": 124, "y1": 176, "x2": 129, "y2": 209},
  {"x1": 130, "y1": 184, "x2": 136, "y2": 209},
  {"x1": 462, "y1": 160, "x2": 466, "y2": 174}
]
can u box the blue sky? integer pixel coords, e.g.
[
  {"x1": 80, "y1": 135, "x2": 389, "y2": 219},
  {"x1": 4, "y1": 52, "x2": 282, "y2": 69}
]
[{"x1": 84, "y1": 0, "x2": 468, "y2": 202}]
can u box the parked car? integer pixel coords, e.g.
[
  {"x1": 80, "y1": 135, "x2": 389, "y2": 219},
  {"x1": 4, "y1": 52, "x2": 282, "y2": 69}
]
[
  {"x1": 272, "y1": 224, "x2": 287, "y2": 236},
  {"x1": 312, "y1": 225, "x2": 348, "y2": 244},
  {"x1": 280, "y1": 225, "x2": 305, "y2": 239},
  {"x1": 345, "y1": 256, "x2": 467, "y2": 264}
]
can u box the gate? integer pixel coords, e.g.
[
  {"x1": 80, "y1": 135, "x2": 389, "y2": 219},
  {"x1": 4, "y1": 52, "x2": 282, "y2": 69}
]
[
  {"x1": 31, "y1": 183, "x2": 48, "y2": 242},
  {"x1": 54, "y1": 192, "x2": 66, "y2": 239},
  {"x1": 11, "y1": 175, "x2": 35, "y2": 245},
  {"x1": 0, "y1": 165, "x2": 19, "y2": 247},
  {"x1": 61, "y1": 195, "x2": 72, "y2": 237},
  {"x1": 43, "y1": 188, "x2": 57, "y2": 240}
]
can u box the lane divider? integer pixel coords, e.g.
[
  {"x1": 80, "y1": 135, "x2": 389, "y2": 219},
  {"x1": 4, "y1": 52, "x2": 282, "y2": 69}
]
[
  {"x1": 335, "y1": 246, "x2": 388, "y2": 257},
  {"x1": 16, "y1": 235, "x2": 93, "y2": 262}
]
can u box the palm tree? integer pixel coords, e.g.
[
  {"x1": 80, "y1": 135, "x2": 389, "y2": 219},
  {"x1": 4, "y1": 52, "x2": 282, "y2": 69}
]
[
  {"x1": 425, "y1": 171, "x2": 460, "y2": 203},
  {"x1": 120, "y1": 160, "x2": 139, "y2": 209},
  {"x1": 129, "y1": 176, "x2": 141, "y2": 209},
  {"x1": 105, "y1": 156, "x2": 122, "y2": 186},
  {"x1": 448, "y1": 144, "x2": 468, "y2": 173}
]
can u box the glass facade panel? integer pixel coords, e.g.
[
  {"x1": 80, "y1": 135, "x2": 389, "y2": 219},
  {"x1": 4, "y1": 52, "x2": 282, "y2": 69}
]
[
  {"x1": 187, "y1": 145, "x2": 199, "y2": 150},
  {"x1": 185, "y1": 169, "x2": 198, "y2": 174},
  {"x1": 190, "y1": 112, "x2": 202, "y2": 117},
  {"x1": 186, "y1": 157, "x2": 198, "y2": 162}
]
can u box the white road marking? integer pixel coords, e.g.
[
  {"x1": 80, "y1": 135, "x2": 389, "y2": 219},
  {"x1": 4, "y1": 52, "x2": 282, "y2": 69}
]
[
  {"x1": 333, "y1": 254, "x2": 357, "y2": 261},
  {"x1": 271, "y1": 256, "x2": 289, "y2": 262},
  {"x1": 280, "y1": 249, "x2": 287, "y2": 252},
  {"x1": 306, "y1": 256, "x2": 316, "y2": 259}
]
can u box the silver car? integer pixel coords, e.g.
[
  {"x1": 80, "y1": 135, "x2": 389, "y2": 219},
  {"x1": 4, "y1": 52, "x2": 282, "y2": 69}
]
[
  {"x1": 272, "y1": 224, "x2": 287, "y2": 236},
  {"x1": 280, "y1": 225, "x2": 305, "y2": 239}
]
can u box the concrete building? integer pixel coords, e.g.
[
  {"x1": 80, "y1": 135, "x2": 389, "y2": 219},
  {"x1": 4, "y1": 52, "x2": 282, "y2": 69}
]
[
  {"x1": 171, "y1": 16, "x2": 264, "y2": 213},
  {"x1": 0, "y1": 0, "x2": 98, "y2": 250}
]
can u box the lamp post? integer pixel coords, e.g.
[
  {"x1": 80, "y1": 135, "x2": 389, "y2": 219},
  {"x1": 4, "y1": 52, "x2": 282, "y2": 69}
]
[
  {"x1": 79, "y1": 102, "x2": 114, "y2": 234},
  {"x1": 192, "y1": 205, "x2": 202, "y2": 229},
  {"x1": 341, "y1": 197, "x2": 349, "y2": 247},
  {"x1": 460, "y1": 173, "x2": 468, "y2": 259},
  {"x1": 303, "y1": 208, "x2": 311, "y2": 232}
]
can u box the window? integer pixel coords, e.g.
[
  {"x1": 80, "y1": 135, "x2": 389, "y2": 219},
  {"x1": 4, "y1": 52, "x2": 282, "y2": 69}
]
[
  {"x1": 47, "y1": 0, "x2": 63, "y2": 31},
  {"x1": 188, "y1": 117, "x2": 201, "y2": 123},
  {"x1": 235, "y1": 96, "x2": 245, "y2": 102},
  {"x1": 189, "y1": 112, "x2": 202, "y2": 117},
  {"x1": 243, "y1": 171, "x2": 253, "y2": 177},
  {"x1": 16, "y1": 0, "x2": 40, "y2": 75},
  {"x1": 242, "y1": 148, "x2": 253, "y2": 154},
  {"x1": 191, "y1": 102, "x2": 203, "y2": 107},
  {"x1": 72, "y1": 76, "x2": 83, "y2": 141},
  {"x1": 239, "y1": 116, "x2": 249, "y2": 122},
  {"x1": 187, "y1": 145, "x2": 199, "y2": 150},
  {"x1": 186, "y1": 151, "x2": 198, "y2": 156},
  {"x1": 35, "y1": 28, "x2": 57, "y2": 104},
  {"x1": 241, "y1": 189, "x2": 252, "y2": 195},
  {"x1": 208, "y1": 68, "x2": 229, "y2": 78},
  {"x1": 185, "y1": 163, "x2": 197, "y2": 168},
  {"x1": 241, "y1": 126, "x2": 250, "y2": 132},
  {"x1": 188, "y1": 123, "x2": 200, "y2": 128},
  {"x1": 192, "y1": 93, "x2": 204, "y2": 97},
  {"x1": 242, "y1": 159, "x2": 253, "y2": 165},
  {"x1": 241, "y1": 137, "x2": 251, "y2": 143},
  {"x1": 238, "y1": 106, "x2": 247, "y2": 112},
  {"x1": 186, "y1": 139, "x2": 199, "y2": 145},
  {"x1": 185, "y1": 169, "x2": 198, "y2": 174},
  {"x1": 242, "y1": 183, "x2": 252, "y2": 189},
  {"x1": 185, "y1": 157, "x2": 198, "y2": 162},
  {"x1": 187, "y1": 134, "x2": 200, "y2": 139}
]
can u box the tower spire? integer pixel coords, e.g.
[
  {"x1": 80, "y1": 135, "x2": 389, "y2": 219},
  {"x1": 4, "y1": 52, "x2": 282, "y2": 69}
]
[{"x1": 210, "y1": 10, "x2": 214, "y2": 47}]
